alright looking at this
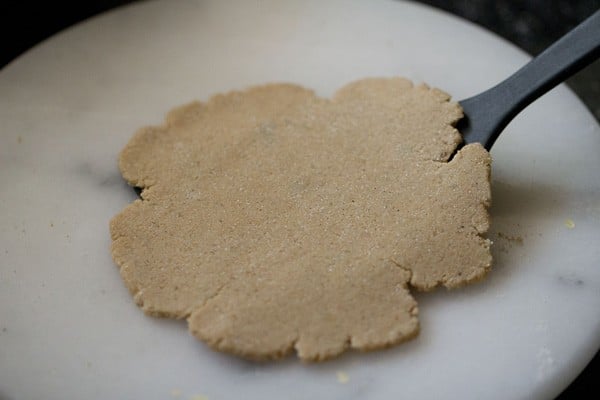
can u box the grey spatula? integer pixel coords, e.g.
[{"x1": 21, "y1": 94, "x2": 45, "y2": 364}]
[{"x1": 457, "y1": 10, "x2": 600, "y2": 150}]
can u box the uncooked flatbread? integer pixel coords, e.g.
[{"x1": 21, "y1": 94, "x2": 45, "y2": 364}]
[{"x1": 110, "y1": 78, "x2": 491, "y2": 361}]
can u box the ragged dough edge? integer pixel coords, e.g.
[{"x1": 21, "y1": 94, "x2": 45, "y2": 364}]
[
  {"x1": 111, "y1": 83, "x2": 321, "y2": 317},
  {"x1": 116, "y1": 83, "x2": 318, "y2": 199},
  {"x1": 187, "y1": 267, "x2": 420, "y2": 362},
  {"x1": 189, "y1": 313, "x2": 421, "y2": 363},
  {"x1": 332, "y1": 77, "x2": 464, "y2": 162},
  {"x1": 117, "y1": 78, "x2": 463, "y2": 194},
  {"x1": 409, "y1": 143, "x2": 492, "y2": 291},
  {"x1": 451, "y1": 143, "x2": 493, "y2": 290},
  {"x1": 187, "y1": 321, "x2": 421, "y2": 363},
  {"x1": 110, "y1": 197, "x2": 232, "y2": 319},
  {"x1": 193, "y1": 318, "x2": 421, "y2": 363},
  {"x1": 109, "y1": 78, "x2": 492, "y2": 361}
]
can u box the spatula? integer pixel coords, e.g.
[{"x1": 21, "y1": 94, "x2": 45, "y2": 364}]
[{"x1": 457, "y1": 10, "x2": 600, "y2": 151}]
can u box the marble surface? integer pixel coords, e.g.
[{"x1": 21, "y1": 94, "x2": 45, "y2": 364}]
[{"x1": 1, "y1": 1, "x2": 600, "y2": 399}]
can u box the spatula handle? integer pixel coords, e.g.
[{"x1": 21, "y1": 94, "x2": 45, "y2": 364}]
[{"x1": 459, "y1": 10, "x2": 600, "y2": 150}]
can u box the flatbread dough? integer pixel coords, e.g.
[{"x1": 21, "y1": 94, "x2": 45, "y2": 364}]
[{"x1": 110, "y1": 78, "x2": 491, "y2": 361}]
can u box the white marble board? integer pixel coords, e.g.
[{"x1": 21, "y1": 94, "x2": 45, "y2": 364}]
[{"x1": 1, "y1": 1, "x2": 599, "y2": 399}]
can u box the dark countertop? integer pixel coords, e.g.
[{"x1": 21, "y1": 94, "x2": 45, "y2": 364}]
[{"x1": 1, "y1": 1, "x2": 598, "y2": 398}]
